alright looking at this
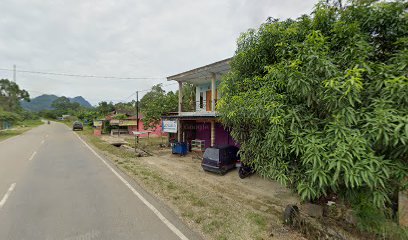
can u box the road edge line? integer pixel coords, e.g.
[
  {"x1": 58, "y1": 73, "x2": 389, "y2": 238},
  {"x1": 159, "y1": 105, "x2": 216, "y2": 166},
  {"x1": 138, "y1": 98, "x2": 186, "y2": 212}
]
[
  {"x1": 74, "y1": 133, "x2": 189, "y2": 240},
  {"x1": 0, "y1": 183, "x2": 16, "y2": 209}
]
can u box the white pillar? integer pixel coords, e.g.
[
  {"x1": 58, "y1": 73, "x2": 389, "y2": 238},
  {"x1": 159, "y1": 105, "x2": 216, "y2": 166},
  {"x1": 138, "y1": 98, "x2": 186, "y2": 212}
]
[
  {"x1": 211, "y1": 73, "x2": 216, "y2": 112},
  {"x1": 177, "y1": 81, "x2": 183, "y2": 142},
  {"x1": 178, "y1": 81, "x2": 183, "y2": 114}
]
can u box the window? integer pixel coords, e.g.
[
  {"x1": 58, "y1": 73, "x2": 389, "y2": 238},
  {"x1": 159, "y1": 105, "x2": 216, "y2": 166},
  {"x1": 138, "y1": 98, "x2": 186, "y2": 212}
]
[{"x1": 199, "y1": 92, "x2": 204, "y2": 108}]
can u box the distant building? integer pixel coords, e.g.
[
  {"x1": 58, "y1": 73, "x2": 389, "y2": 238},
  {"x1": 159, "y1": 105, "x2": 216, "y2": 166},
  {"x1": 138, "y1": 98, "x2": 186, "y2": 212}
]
[{"x1": 93, "y1": 110, "x2": 165, "y2": 137}]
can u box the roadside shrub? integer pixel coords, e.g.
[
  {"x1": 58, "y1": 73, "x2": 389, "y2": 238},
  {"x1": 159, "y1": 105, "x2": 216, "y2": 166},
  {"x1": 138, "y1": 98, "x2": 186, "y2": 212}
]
[
  {"x1": 218, "y1": 0, "x2": 408, "y2": 231},
  {"x1": 0, "y1": 110, "x2": 21, "y2": 122}
]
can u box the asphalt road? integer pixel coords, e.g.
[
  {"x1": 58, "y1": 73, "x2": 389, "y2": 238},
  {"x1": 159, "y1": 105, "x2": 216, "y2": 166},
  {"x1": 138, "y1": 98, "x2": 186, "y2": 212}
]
[{"x1": 0, "y1": 122, "x2": 200, "y2": 240}]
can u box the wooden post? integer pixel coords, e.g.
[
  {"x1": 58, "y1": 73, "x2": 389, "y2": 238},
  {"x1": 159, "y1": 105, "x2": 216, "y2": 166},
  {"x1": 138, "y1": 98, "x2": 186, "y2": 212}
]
[
  {"x1": 211, "y1": 120, "x2": 215, "y2": 147},
  {"x1": 211, "y1": 73, "x2": 216, "y2": 112}
]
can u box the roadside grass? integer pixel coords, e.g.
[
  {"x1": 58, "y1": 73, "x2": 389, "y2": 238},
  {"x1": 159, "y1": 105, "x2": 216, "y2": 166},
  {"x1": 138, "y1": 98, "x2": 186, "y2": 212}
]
[
  {"x1": 123, "y1": 135, "x2": 168, "y2": 151},
  {"x1": 0, "y1": 119, "x2": 43, "y2": 142},
  {"x1": 76, "y1": 128, "x2": 286, "y2": 240}
]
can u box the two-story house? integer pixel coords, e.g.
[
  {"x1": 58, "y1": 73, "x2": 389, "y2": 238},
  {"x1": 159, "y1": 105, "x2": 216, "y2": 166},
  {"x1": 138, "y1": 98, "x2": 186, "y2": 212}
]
[{"x1": 162, "y1": 58, "x2": 237, "y2": 150}]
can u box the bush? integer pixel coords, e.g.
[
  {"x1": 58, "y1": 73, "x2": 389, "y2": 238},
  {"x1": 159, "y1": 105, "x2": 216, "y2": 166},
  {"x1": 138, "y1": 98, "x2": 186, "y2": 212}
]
[
  {"x1": 0, "y1": 110, "x2": 21, "y2": 122},
  {"x1": 218, "y1": 0, "x2": 408, "y2": 226}
]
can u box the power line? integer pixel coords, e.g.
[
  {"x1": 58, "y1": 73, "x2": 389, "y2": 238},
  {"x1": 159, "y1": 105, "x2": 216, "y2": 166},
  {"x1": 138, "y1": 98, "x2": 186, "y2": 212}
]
[
  {"x1": 137, "y1": 82, "x2": 178, "y2": 93},
  {"x1": 0, "y1": 67, "x2": 165, "y2": 80},
  {"x1": 23, "y1": 82, "x2": 178, "y2": 104}
]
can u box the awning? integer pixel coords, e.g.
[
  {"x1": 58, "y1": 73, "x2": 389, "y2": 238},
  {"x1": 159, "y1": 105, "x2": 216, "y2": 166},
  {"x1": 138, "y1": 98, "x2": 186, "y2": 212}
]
[{"x1": 167, "y1": 58, "x2": 231, "y2": 85}]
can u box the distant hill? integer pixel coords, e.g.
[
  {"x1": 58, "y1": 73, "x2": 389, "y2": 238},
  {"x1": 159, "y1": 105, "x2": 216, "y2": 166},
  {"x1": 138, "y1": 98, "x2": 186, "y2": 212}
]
[
  {"x1": 69, "y1": 96, "x2": 93, "y2": 108},
  {"x1": 21, "y1": 94, "x2": 93, "y2": 112}
]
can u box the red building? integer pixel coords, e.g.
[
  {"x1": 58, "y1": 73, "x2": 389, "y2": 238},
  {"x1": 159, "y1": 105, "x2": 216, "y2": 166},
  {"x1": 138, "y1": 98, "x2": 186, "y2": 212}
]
[{"x1": 94, "y1": 111, "x2": 166, "y2": 138}]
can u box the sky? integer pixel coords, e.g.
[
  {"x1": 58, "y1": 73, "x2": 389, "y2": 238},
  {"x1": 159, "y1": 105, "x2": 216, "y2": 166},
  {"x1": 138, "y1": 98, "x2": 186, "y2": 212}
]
[{"x1": 0, "y1": 0, "x2": 316, "y2": 105}]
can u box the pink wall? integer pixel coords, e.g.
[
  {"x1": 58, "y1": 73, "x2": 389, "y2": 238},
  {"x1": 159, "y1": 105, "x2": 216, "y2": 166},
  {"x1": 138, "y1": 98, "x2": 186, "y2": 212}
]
[
  {"x1": 127, "y1": 120, "x2": 167, "y2": 138},
  {"x1": 195, "y1": 122, "x2": 236, "y2": 148}
]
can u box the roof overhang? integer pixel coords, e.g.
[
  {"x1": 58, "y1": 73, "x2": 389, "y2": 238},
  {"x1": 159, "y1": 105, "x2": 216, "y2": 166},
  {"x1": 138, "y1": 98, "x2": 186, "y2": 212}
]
[{"x1": 167, "y1": 58, "x2": 231, "y2": 84}]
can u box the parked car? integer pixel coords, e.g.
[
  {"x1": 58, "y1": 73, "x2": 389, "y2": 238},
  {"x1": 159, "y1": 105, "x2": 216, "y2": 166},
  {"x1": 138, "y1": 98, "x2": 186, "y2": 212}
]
[
  {"x1": 201, "y1": 145, "x2": 240, "y2": 175},
  {"x1": 72, "y1": 121, "x2": 83, "y2": 131}
]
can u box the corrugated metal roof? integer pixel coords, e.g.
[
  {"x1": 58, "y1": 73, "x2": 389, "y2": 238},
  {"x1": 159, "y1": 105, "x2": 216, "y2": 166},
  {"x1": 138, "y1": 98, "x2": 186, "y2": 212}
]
[{"x1": 167, "y1": 58, "x2": 231, "y2": 84}]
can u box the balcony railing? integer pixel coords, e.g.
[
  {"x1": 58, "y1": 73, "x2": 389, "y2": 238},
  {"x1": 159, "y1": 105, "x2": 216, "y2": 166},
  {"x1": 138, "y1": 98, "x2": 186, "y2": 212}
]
[{"x1": 194, "y1": 100, "x2": 218, "y2": 112}]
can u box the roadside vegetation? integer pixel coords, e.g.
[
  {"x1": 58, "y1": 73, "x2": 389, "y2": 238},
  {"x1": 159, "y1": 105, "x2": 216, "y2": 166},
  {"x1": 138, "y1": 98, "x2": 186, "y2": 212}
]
[
  {"x1": 75, "y1": 125, "x2": 304, "y2": 240},
  {"x1": 0, "y1": 119, "x2": 43, "y2": 141},
  {"x1": 0, "y1": 79, "x2": 43, "y2": 140},
  {"x1": 8, "y1": 0, "x2": 407, "y2": 238},
  {"x1": 217, "y1": 0, "x2": 408, "y2": 237}
]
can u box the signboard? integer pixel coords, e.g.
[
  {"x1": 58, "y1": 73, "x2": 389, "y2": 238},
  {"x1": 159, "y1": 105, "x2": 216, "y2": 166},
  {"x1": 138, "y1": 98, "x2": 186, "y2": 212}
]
[
  {"x1": 110, "y1": 119, "x2": 138, "y2": 126},
  {"x1": 110, "y1": 119, "x2": 120, "y2": 125},
  {"x1": 93, "y1": 120, "x2": 103, "y2": 127},
  {"x1": 162, "y1": 120, "x2": 177, "y2": 133},
  {"x1": 119, "y1": 120, "x2": 138, "y2": 126}
]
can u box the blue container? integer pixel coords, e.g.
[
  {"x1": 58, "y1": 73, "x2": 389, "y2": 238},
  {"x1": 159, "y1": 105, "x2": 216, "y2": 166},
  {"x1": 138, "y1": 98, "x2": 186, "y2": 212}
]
[{"x1": 172, "y1": 142, "x2": 187, "y2": 156}]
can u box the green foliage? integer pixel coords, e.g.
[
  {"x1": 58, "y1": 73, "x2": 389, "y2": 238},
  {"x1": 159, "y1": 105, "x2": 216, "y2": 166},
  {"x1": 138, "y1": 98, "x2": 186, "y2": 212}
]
[
  {"x1": 96, "y1": 101, "x2": 115, "y2": 116},
  {"x1": 140, "y1": 84, "x2": 178, "y2": 128},
  {"x1": 76, "y1": 109, "x2": 100, "y2": 126},
  {"x1": 0, "y1": 79, "x2": 38, "y2": 123},
  {"x1": 112, "y1": 114, "x2": 127, "y2": 120},
  {"x1": 140, "y1": 83, "x2": 196, "y2": 128},
  {"x1": 181, "y1": 83, "x2": 196, "y2": 112},
  {"x1": 39, "y1": 109, "x2": 58, "y2": 119},
  {"x1": 0, "y1": 110, "x2": 21, "y2": 122},
  {"x1": 114, "y1": 101, "x2": 135, "y2": 114},
  {"x1": 51, "y1": 96, "x2": 81, "y2": 115},
  {"x1": 18, "y1": 110, "x2": 39, "y2": 121},
  {"x1": 218, "y1": 0, "x2": 408, "y2": 222},
  {"x1": 0, "y1": 79, "x2": 30, "y2": 112}
]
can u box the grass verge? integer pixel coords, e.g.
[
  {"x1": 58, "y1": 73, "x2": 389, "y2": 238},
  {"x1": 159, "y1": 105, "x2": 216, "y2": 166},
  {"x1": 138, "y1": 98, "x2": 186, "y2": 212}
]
[
  {"x1": 0, "y1": 119, "x2": 43, "y2": 142},
  {"x1": 75, "y1": 127, "x2": 302, "y2": 240}
]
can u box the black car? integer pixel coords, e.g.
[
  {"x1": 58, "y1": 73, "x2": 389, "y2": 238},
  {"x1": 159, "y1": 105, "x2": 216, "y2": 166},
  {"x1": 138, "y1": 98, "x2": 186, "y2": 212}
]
[
  {"x1": 72, "y1": 121, "x2": 83, "y2": 131},
  {"x1": 201, "y1": 145, "x2": 240, "y2": 175}
]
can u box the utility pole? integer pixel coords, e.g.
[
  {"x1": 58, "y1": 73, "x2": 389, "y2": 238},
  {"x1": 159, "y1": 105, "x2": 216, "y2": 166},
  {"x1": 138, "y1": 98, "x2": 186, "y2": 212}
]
[
  {"x1": 13, "y1": 65, "x2": 16, "y2": 82},
  {"x1": 136, "y1": 91, "x2": 139, "y2": 144}
]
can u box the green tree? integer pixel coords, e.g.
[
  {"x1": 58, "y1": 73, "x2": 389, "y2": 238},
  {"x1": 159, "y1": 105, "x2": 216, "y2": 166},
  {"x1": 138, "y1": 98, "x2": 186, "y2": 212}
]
[
  {"x1": 218, "y1": 0, "x2": 408, "y2": 225},
  {"x1": 76, "y1": 109, "x2": 100, "y2": 125},
  {"x1": 114, "y1": 101, "x2": 135, "y2": 114},
  {"x1": 0, "y1": 79, "x2": 30, "y2": 112},
  {"x1": 51, "y1": 96, "x2": 81, "y2": 115},
  {"x1": 96, "y1": 101, "x2": 115, "y2": 116},
  {"x1": 181, "y1": 83, "x2": 196, "y2": 111},
  {"x1": 0, "y1": 110, "x2": 21, "y2": 122},
  {"x1": 140, "y1": 84, "x2": 178, "y2": 129}
]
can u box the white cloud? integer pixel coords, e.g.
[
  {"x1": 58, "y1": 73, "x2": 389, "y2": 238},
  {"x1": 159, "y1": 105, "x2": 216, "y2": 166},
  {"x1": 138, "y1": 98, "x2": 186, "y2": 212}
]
[{"x1": 0, "y1": 0, "x2": 316, "y2": 104}]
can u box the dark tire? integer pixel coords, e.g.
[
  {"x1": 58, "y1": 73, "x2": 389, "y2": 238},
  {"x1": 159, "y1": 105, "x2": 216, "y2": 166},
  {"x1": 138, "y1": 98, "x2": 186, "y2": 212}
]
[
  {"x1": 219, "y1": 168, "x2": 227, "y2": 175},
  {"x1": 238, "y1": 167, "x2": 247, "y2": 179},
  {"x1": 283, "y1": 204, "x2": 299, "y2": 225}
]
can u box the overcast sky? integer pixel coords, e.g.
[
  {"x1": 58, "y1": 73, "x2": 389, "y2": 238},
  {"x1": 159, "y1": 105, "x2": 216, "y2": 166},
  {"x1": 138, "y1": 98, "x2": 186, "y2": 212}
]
[{"x1": 0, "y1": 0, "x2": 316, "y2": 105}]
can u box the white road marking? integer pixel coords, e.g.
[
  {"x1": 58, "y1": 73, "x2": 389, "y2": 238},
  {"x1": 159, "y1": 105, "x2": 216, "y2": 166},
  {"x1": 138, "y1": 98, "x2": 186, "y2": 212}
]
[
  {"x1": 0, "y1": 183, "x2": 16, "y2": 209},
  {"x1": 74, "y1": 133, "x2": 189, "y2": 240},
  {"x1": 41, "y1": 140, "x2": 45, "y2": 145},
  {"x1": 28, "y1": 151, "x2": 37, "y2": 161}
]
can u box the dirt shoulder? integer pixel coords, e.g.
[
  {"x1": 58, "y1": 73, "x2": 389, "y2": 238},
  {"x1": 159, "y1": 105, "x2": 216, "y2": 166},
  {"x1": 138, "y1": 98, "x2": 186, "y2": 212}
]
[{"x1": 79, "y1": 130, "x2": 305, "y2": 240}]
